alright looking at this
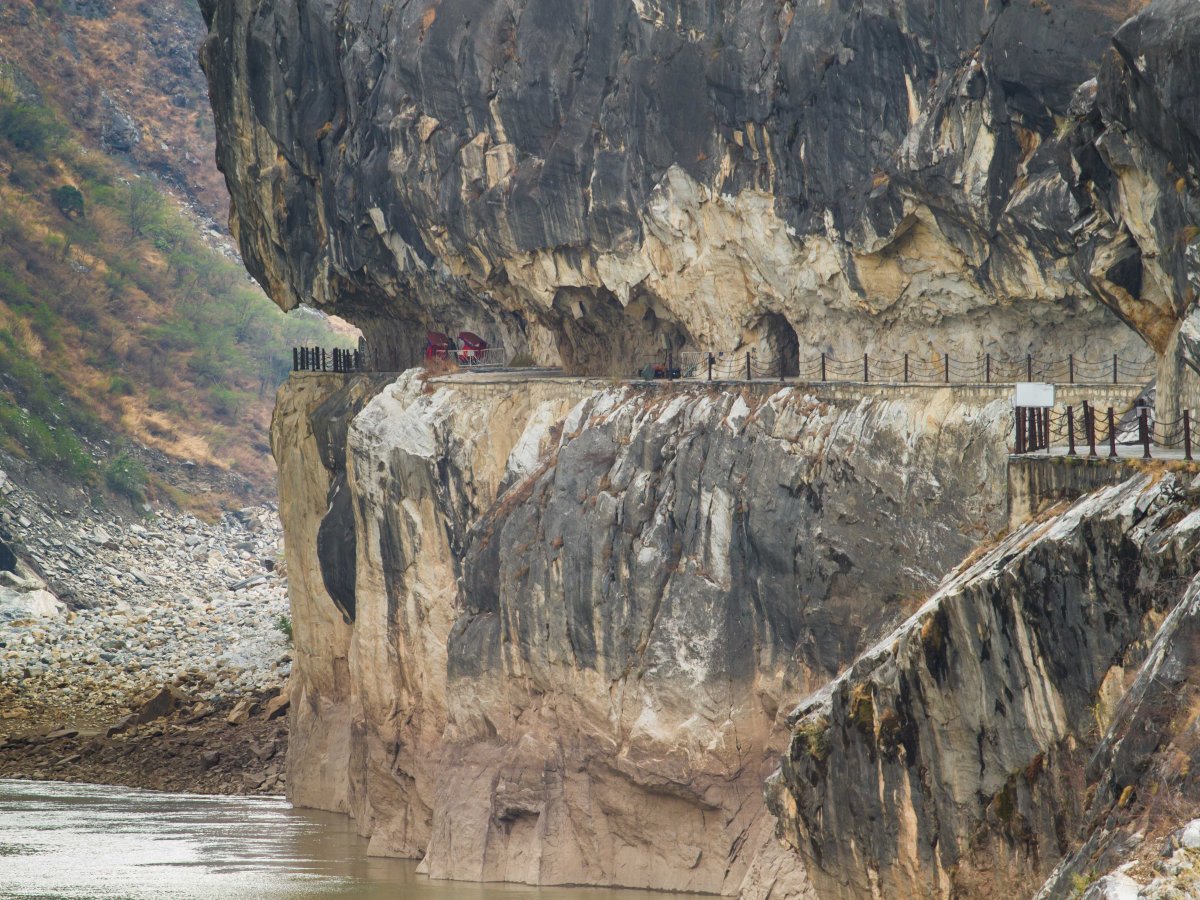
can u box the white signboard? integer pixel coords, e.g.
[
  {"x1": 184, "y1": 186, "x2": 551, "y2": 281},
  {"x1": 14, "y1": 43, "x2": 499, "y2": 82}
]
[{"x1": 1013, "y1": 382, "x2": 1056, "y2": 407}]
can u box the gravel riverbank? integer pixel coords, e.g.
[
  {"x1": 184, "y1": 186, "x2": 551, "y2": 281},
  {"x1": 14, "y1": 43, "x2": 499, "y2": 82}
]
[{"x1": 0, "y1": 464, "x2": 293, "y2": 794}]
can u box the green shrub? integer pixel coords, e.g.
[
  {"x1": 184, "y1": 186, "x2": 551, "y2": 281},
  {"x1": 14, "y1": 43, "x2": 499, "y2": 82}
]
[
  {"x1": 209, "y1": 384, "x2": 251, "y2": 421},
  {"x1": 275, "y1": 614, "x2": 293, "y2": 642},
  {"x1": 51, "y1": 184, "x2": 85, "y2": 219},
  {"x1": 104, "y1": 452, "x2": 147, "y2": 503},
  {"x1": 108, "y1": 374, "x2": 136, "y2": 396},
  {"x1": 0, "y1": 396, "x2": 93, "y2": 477},
  {"x1": 0, "y1": 103, "x2": 66, "y2": 154}
]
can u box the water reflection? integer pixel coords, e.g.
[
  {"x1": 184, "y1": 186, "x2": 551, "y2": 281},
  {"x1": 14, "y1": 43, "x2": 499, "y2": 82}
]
[{"x1": 0, "y1": 780, "x2": 705, "y2": 899}]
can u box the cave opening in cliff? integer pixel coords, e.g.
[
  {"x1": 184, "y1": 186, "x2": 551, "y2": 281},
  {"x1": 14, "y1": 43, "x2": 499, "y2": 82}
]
[
  {"x1": 551, "y1": 287, "x2": 691, "y2": 376},
  {"x1": 760, "y1": 313, "x2": 800, "y2": 377}
]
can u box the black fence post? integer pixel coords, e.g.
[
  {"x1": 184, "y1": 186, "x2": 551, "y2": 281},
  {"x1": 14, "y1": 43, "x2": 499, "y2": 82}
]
[
  {"x1": 292, "y1": 347, "x2": 299, "y2": 371},
  {"x1": 863, "y1": 353, "x2": 869, "y2": 383},
  {"x1": 707, "y1": 353, "x2": 713, "y2": 382},
  {"x1": 321, "y1": 348, "x2": 327, "y2": 371},
  {"x1": 1016, "y1": 406, "x2": 1026, "y2": 453},
  {"x1": 745, "y1": 352, "x2": 751, "y2": 382},
  {"x1": 820, "y1": 353, "x2": 826, "y2": 382},
  {"x1": 1069, "y1": 354, "x2": 1074, "y2": 384},
  {"x1": 1139, "y1": 409, "x2": 1151, "y2": 459},
  {"x1": 1113, "y1": 354, "x2": 1118, "y2": 385},
  {"x1": 1085, "y1": 402, "x2": 1097, "y2": 458},
  {"x1": 1026, "y1": 354, "x2": 1032, "y2": 382},
  {"x1": 904, "y1": 353, "x2": 909, "y2": 383},
  {"x1": 986, "y1": 353, "x2": 991, "y2": 384},
  {"x1": 1067, "y1": 406, "x2": 1076, "y2": 456},
  {"x1": 943, "y1": 353, "x2": 949, "y2": 384},
  {"x1": 1108, "y1": 407, "x2": 1118, "y2": 458},
  {"x1": 1187, "y1": 410, "x2": 1194, "y2": 462},
  {"x1": 1043, "y1": 408, "x2": 1051, "y2": 452}
]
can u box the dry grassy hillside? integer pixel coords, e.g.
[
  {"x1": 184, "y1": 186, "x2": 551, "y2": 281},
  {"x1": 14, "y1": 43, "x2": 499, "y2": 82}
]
[{"x1": 0, "y1": 0, "x2": 351, "y2": 510}]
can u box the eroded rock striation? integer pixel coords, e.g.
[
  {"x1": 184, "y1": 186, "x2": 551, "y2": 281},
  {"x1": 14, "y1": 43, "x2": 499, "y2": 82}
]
[
  {"x1": 196, "y1": 0, "x2": 1200, "y2": 381},
  {"x1": 767, "y1": 473, "x2": 1200, "y2": 898},
  {"x1": 273, "y1": 373, "x2": 1017, "y2": 893}
]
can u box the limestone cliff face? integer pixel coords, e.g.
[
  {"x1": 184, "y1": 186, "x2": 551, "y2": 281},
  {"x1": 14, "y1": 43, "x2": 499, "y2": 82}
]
[
  {"x1": 195, "y1": 0, "x2": 1200, "y2": 376},
  {"x1": 767, "y1": 473, "x2": 1200, "y2": 898},
  {"x1": 273, "y1": 373, "x2": 1015, "y2": 894}
]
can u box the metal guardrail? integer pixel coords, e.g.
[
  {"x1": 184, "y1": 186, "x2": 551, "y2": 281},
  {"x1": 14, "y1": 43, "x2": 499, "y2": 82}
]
[
  {"x1": 670, "y1": 351, "x2": 1155, "y2": 385},
  {"x1": 1014, "y1": 402, "x2": 1193, "y2": 460},
  {"x1": 425, "y1": 347, "x2": 509, "y2": 366},
  {"x1": 293, "y1": 346, "x2": 364, "y2": 373}
]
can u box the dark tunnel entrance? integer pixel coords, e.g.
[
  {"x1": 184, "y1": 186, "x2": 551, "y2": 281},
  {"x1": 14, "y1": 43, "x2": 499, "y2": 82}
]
[{"x1": 761, "y1": 313, "x2": 800, "y2": 378}]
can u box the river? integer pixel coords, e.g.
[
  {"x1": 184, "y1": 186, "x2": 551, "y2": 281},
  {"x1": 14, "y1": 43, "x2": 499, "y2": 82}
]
[{"x1": 0, "y1": 780, "x2": 706, "y2": 899}]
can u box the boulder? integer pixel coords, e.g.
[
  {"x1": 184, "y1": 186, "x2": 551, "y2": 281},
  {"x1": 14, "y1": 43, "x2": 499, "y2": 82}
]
[
  {"x1": 134, "y1": 686, "x2": 188, "y2": 724},
  {"x1": 262, "y1": 693, "x2": 289, "y2": 721}
]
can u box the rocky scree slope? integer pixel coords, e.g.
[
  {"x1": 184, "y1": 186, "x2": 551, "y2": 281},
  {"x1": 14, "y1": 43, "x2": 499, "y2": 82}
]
[
  {"x1": 274, "y1": 373, "x2": 1015, "y2": 894},
  {"x1": 0, "y1": 466, "x2": 289, "y2": 732},
  {"x1": 201, "y1": 0, "x2": 1195, "y2": 394}
]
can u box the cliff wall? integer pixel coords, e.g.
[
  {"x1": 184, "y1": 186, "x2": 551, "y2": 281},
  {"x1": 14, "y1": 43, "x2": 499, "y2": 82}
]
[
  {"x1": 199, "y1": 0, "x2": 1197, "y2": 393},
  {"x1": 767, "y1": 472, "x2": 1200, "y2": 897},
  {"x1": 273, "y1": 373, "x2": 1016, "y2": 893}
]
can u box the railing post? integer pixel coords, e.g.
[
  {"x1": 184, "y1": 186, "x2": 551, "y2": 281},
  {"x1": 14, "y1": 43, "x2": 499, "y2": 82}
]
[
  {"x1": 1113, "y1": 354, "x2": 1118, "y2": 385},
  {"x1": 1027, "y1": 407, "x2": 1037, "y2": 452},
  {"x1": 820, "y1": 353, "x2": 826, "y2": 382},
  {"x1": 707, "y1": 353, "x2": 713, "y2": 382},
  {"x1": 292, "y1": 348, "x2": 299, "y2": 372},
  {"x1": 1016, "y1": 406, "x2": 1026, "y2": 453},
  {"x1": 1108, "y1": 407, "x2": 1118, "y2": 458},
  {"x1": 1069, "y1": 354, "x2": 1074, "y2": 384},
  {"x1": 1043, "y1": 407, "x2": 1051, "y2": 452},
  {"x1": 1067, "y1": 406, "x2": 1076, "y2": 456},
  {"x1": 1027, "y1": 354, "x2": 1032, "y2": 382},
  {"x1": 1085, "y1": 402, "x2": 1097, "y2": 458},
  {"x1": 986, "y1": 353, "x2": 991, "y2": 384},
  {"x1": 944, "y1": 353, "x2": 949, "y2": 384},
  {"x1": 321, "y1": 348, "x2": 327, "y2": 372},
  {"x1": 863, "y1": 353, "x2": 869, "y2": 383},
  {"x1": 1139, "y1": 408, "x2": 1151, "y2": 459},
  {"x1": 904, "y1": 353, "x2": 909, "y2": 383},
  {"x1": 746, "y1": 352, "x2": 751, "y2": 382},
  {"x1": 1187, "y1": 410, "x2": 1194, "y2": 462}
]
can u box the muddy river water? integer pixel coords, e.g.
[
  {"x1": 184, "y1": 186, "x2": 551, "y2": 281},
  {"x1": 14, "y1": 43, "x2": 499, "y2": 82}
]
[{"x1": 0, "y1": 779, "x2": 705, "y2": 899}]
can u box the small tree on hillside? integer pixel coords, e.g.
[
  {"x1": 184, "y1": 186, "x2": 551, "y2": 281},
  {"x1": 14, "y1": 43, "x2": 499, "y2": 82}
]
[
  {"x1": 51, "y1": 185, "x2": 85, "y2": 219},
  {"x1": 125, "y1": 178, "x2": 165, "y2": 241}
]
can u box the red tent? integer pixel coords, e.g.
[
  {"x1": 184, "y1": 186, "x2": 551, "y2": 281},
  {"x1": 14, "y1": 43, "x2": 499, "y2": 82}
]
[
  {"x1": 425, "y1": 331, "x2": 456, "y2": 360},
  {"x1": 456, "y1": 331, "x2": 489, "y2": 364}
]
